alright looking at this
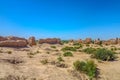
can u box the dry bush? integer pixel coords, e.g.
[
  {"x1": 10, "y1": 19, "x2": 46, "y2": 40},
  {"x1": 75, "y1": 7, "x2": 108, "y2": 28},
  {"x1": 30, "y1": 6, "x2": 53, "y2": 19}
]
[
  {"x1": 0, "y1": 75, "x2": 27, "y2": 80},
  {"x1": 3, "y1": 57, "x2": 24, "y2": 64},
  {"x1": 50, "y1": 61, "x2": 68, "y2": 68}
]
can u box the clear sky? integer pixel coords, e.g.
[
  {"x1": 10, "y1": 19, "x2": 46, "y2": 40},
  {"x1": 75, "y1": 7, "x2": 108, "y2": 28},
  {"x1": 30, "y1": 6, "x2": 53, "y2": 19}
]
[{"x1": 0, "y1": 0, "x2": 120, "y2": 40}]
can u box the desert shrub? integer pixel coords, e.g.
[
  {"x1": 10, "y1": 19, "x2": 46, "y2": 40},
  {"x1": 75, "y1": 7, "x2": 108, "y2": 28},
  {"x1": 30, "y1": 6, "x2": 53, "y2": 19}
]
[
  {"x1": 27, "y1": 52, "x2": 35, "y2": 58},
  {"x1": 73, "y1": 43, "x2": 83, "y2": 47},
  {"x1": 61, "y1": 46, "x2": 77, "y2": 52},
  {"x1": 7, "y1": 51, "x2": 12, "y2": 54},
  {"x1": 0, "y1": 50, "x2": 3, "y2": 53},
  {"x1": 118, "y1": 48, "x2": 120, "y2": 50},
  {"x1": 73, "y1": 60, "x2": 97, "y2": 80},
  {"x1": 86, "y1": 44, "x2": 90, "y2": 47},
  {"x1": 61, "y1": 40, "x2": 69, "y2": 44},
  {"x1": 50, "y1": 61, "x2": 68, "y2": 68},
  {"x1": 46, "y1": 52, "x2": 50, "y2": 54},
  {"x1": 57, "y1": 56, "x2": 64, "y2": 62},
  {"x1": 92, "y1": 48, "x2": 117, "y2": 61},
  {"x1": 83, "y1": 48, "x2": 96, "y2": 54},
  {"x1": 35, "y1": 50, "x2": 40, "y2": 53},
  {"x1": 73, "y1": 43, "x2": 83, "y2": 49},
  {"x1": 27, "y1": 52, "x2": 35, "y2": 55},
  {"x1": 5, "y1": 57, "x2": 24, "y2": 64},
  {"x1": 111, "y1": 47, "x2": 117, "y2": 51},
  {"x1": 41, "y1": 59, "x2": 48, "y2": 64},
  {"x1": 111, "y1": 48, "x2": 114, "y2": 51},
  {"x1": 53, "y1": 49, "x2": 59, "y2": 52},
  {"x1": 0, "y1": 75, "x2": 27, "y2": 80},
  {"x1": 51, "y1": 46, "x2": 56, "y2": 48},
  {"x1": 63, "y1": 52, "x2": 73, "y2": 57},
  {"x1": 56, "y1": 62, "x2": 68, "y2": 68}
]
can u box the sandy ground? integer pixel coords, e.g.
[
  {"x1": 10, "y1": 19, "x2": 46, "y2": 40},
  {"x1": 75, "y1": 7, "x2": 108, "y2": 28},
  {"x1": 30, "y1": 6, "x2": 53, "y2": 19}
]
[{"x1": 0, "y1": 43, "x2": 120, "y2": 80}]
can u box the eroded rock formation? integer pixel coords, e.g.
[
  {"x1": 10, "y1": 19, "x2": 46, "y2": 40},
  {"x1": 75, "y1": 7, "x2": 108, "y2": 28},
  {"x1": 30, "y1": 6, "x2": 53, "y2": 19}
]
[{"x1": 39, "y1": 38, "x2": 61, "y2": 44}]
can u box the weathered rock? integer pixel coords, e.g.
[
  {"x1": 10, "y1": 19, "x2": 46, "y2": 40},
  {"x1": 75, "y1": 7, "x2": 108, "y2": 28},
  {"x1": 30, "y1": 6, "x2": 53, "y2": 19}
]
[
  {"x1": 39, "y1": 38, "x2": 61, "y2": 44},
  {"x1": 0, "y1": 36, "x2": 27, "y2": 47},
  {"x1": 7, "y1": 36, "x2": 26, "y2": 41},
  {"x1": 28, "y1": 36, "x2": 36, "y2": 46},
  {"x1": 94, "y1": 38, "x2": 101, "y2": 45},
  {"x1": 0, "y1": 40, "x2": 27, "y2": 47},
  {"x1": 109, "y1": 39, "x2": 118, "y2": 44},
  {"x1": 117, "y1": 38, "x2": 120, "y2": 44},
  {"x1": 0, "y1": 36, "x2": 7, "y2": 41},
  {"x1": 102, "y1": 40, "x2": 110, "y2": 45},
  {"x1": 103, "y1": 39, "x2": 118, "y2": 45},
  {"x1": 84, "y1": 38, "x2": 92, "y2": 44},
  {"x1": 77, "y1": 39, "x2": 83, "y2": 43}
]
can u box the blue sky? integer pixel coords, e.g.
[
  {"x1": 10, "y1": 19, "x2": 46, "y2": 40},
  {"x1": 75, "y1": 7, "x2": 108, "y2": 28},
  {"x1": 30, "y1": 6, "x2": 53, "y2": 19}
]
[{"x1": 0, "y1": 0, "x2": 120, "y2": 40}]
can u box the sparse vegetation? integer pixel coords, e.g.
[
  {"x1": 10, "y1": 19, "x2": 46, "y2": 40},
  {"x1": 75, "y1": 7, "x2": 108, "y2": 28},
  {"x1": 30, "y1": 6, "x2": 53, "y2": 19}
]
[
  {"x1": 86, "y1": 44, "x2": 90, "y2": 47},
  {"x1": 73, "y1": 43, "x2": 83, "y2": 49},
  {"x1": 46, "y1": 52, "x2": 50, "y2": 54},
  {"x1": 35, "y1": 50, "x2": 40, "y2": 53},
  {"x1": 57, "y1": 56, "x2": 64, "y2": 62},
  {"x1": 0, "y1": 75, "x2": 28, "y2": 80},
  {"x1": 83, "y1": 47, "x2": 96, "y2": 54},
  {"x1": 73, "y1": 43, "x2": 83, "y2": 47},
  {"x1": 61, "y1": 46, "x2": 77, "y2": 52},
  {"x1": 92, "y1": 48, "x2": 117, "y2": 61},
  {"x1": 56, "y1": 62, "x2": 68, "y2": 68},
  {"x1": 27, "y1": 52, "x2": 36, "y2": 58},
  {"x1": 63, "y1": 52, "x2": 73, "y2": 57},
  {"x1": 0, "y1": 50, "x2": 3, "y2": 53},
  {"x1": 41, "y1": 59, "x2": 48, "y2": 65},
  {"x1": 5, "y1": 57, "x2": 24, "y2": 64},
  {"x1": 111, "y1": 47, "x2": 117, "y2": 51},
  {"x1": 7, "y1": 51, "x2": 12, "y2": 54},
  {"x1": 51, "y1": 46, "x2": 56, "y2": 48},
  {"x1": 61, "y1": 40, "x2": 69, "y2": 44},
  {"x1": 73, "y1": 60, "x2": 98, "y2": 80}
]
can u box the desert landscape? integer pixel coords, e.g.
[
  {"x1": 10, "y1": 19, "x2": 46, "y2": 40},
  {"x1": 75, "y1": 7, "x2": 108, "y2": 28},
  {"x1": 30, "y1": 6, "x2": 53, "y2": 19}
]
[
  {"x1": 0, "y1": 36, "x2": 120, "y2": 80},
  {"x1": 1, "y1": 0, "x2": 120, "y2": 80}
]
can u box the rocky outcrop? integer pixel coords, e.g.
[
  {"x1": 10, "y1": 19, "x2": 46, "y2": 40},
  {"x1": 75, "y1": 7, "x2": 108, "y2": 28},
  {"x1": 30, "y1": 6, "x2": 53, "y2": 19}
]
[
  {"x1": 103, "y1": 38, "x2": 118, "y2": 45},
  {"x1": 39, "y1": 38, "x2": 61, "y2": 44},
  {"x1": 84, "y1": 38, "x2": 92, "y2": 44},
  {"x1": 28, "y1": 36, "x2": 36, "y2": 46},
  {"x1": 109, "y1": 39, "x2": 118, "y2": 45},
  {"x1": 7, "y1": 36, "x2": 26, "y2": 41},
  {"x1": 69, "y1": 39, "x2": 74, "y2": 43},
  {"x1": 0, "y1": 36, "x2": 27, "y2": 47},
  {"x1": 77, "y1": 39, "x2": 83, "y2": 43},
  {"x1": 94, "y1": 38, "x2": 101, "y2": 45},
  {"x1": 0, "y1": 36, "x2": 7, "y2": 41},
  {"x1": 0, "y1": 40, "x2": 27, "y2": 47}
]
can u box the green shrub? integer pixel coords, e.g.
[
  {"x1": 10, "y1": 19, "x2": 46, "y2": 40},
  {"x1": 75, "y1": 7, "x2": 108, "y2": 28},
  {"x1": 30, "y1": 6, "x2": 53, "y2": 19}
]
[
  {"x1": 51, "y1": 46, "x2": 56, "y2": 48},
  {"x1": 61, "y1": 46, "x2": 77, "y2": 52},
  {"x1": 41, "y1": 59, "x2": 48, "y2": 64},
  {"x1": 27, "y1": 52, "x2": 35, "y2": 55},
  {"x1": 118, "y1": 48, "x2": 120, "y2": 50},
  {"x1": 73, "y1": 43, "x2": 83, "y2": 46},
  {"x1": 111, "y1": 47, "x2": 117, "y2": 51},
  {"x1": 86, "y1": 44, "x2": 90, "y2": 47},
  {"x1": 61, "y1": 40, "x2": 69, "y2": 44},
  {"x1": 92, "y1": 48, "x2": 117, "y2": 61},
  {"x1": 63, "y1": 52, "x2": 73, "y2": 57},
  {"x1": 7, "y1": 51, "x2": 12, "y2": 54},
  {"x1": 73, "y1": 60, "x2": 97, "y2": 80},
  {"x1": 83, "y1": 48, "x2": 96, "y2": 54},
  {"x1": 46, "y1": 52, "x2": 50, "y2": 54},
  {"x1": 73, "y1": 43, "x2": 83, "y2": 49},
  {"x1": 57, "y1": 56, "x2": 64, "y2": 62}
]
